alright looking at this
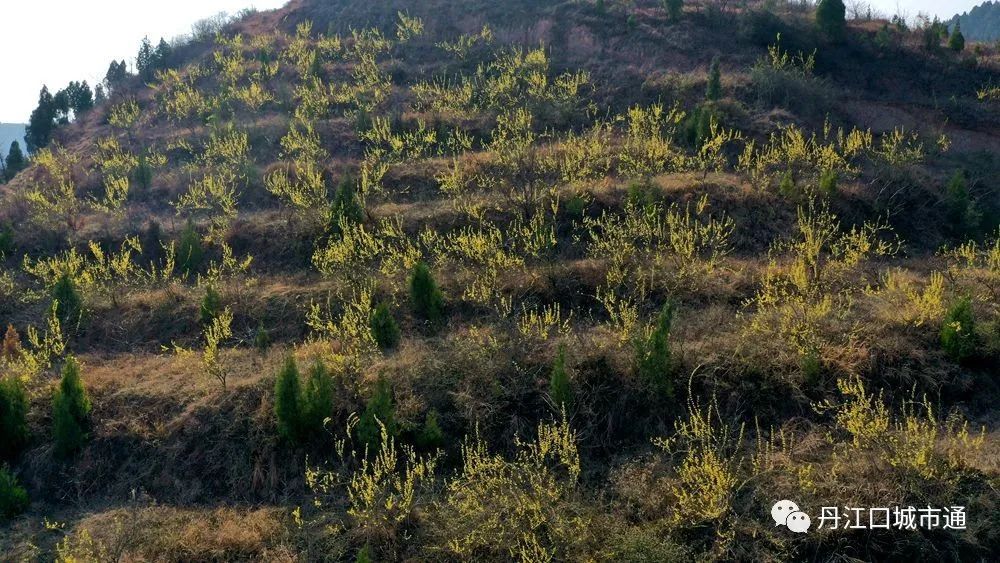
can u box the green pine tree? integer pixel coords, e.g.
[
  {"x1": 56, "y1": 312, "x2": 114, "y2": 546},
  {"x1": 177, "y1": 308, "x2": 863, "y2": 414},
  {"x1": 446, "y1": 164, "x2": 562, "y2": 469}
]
[
  {"x1": 941, "y1": 296, "x2": 977, "y2": 362},
  {"x1": 370, "y1": 303, "x2": 401, "y2": 350},
  {"x1": 199, "y1": 286, "x2": 223, "y2": 325},
  {"x1": 4, "y1": 142, "x2": 26, "y2": 182},
  {"x1": 177, "y1": 221, "x2": 204, "y2": 277},
  {"x1": 549, "y1": 345, "x2": 573, "y2": 410},
  {"x1": 356, "y1": 377, "x2": 396, "y2": 450},
  {"x1": 0, "y1": 377, "x2": 29, "y2": 460},
  {"x1": 254, "y1": 322, "x2": 271, "y2": 356},
  {"x1": 51, "y1": 274, "x2": 82, "y2": 324},
  {"x1": 52, "y1": 357, "x2": 91, "y2": 458},
  {"x1": 816, "y1": 0, "x2": 847, "y2": 42},
  {"x1": 948, "y1": 22, "x2": 965, "y2": 52},
  {"x1": 274, "y1": 356, "x2": 303, "y2": 441},
  {"x1": 0, "y1": 467, "x2": 28, "y2": 520},
  {"x1": 410, "y1": 262, "x2": 444, "y2": 324},
  {"x1": 662, "y1": 0, "x2": 683, "y2": 22},
  {"x1": 416, "y1": 410, "x2": 444, "y2": 451},
  {"x1": 706, "y1": 56, "x2": 722, "y2": 101},
  {"x1": 330, "y1": 176, "x2": 365, "y2": 227},
  {"x1": 302, "y1": 359, "x2": 334, "y2": 435},
  {"x1": 636, "y1": 303, "x2": 675, "y2": 399}
]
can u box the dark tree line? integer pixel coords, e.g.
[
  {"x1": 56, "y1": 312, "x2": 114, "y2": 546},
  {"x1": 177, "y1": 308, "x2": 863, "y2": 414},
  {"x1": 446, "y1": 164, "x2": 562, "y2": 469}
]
[
  {"x1": 0, "y1": 141, "x2": 26, "y2": 182},
  {"x1": 24, "y1": 82, "x2": 94, "y2": 153},
  {"x1": 22, "y1": 36, "x2": 174, "y2": 155}
]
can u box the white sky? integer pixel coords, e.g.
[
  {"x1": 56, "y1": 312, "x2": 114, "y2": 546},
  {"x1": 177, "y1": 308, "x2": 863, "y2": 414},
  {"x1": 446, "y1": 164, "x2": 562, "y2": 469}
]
[
  {"x1": 0, "y1": 0, "x2": 988, "y2": 123},
  {"x1": 1, "y1": 0, "x2": 287, "y2": 123}
]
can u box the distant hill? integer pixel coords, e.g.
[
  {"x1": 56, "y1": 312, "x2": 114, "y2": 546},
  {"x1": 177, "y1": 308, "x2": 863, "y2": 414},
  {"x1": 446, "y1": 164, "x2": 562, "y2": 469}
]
[
  {"x1": 952, "y1": 1, "x2": 1000, "y2": 42},
  {"x1": 0, "y1": 123, "x2": 25, "y2": 159}
]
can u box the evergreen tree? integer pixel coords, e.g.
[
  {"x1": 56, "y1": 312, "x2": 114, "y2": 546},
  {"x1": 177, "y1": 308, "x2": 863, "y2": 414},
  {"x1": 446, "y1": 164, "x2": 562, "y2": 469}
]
[
  {"x1": 104, "y1": 60, "x2": 129, "y2": 95},
  {"x1": 52, "y1": 357, "x2": 91, "y2": 458},
  {"x1": 199, "y1": 286, "x2": 223, "y2": 325},
  {"x1": 51, "y1": 89, "x2": 71, "y2": 125},
  {"x1": 0, "y1": 376, "x2": 29, "y2": 460},
  {"x1": 949, "y1": 22, "x2": 966, "y2": 52},
  {"x1": 816, "y1": 0, "x2": 847, "y2": 42},
  {"x1": 330, "y1": 176, "x2": 365, "y2": 227},
  {"x1": 4, "y1": 142, "x2": 26, "y2": 182},
  {"x1": 369, "y1": 303, "x2": 401, "y2": 350},
  {"x1": 356, "y1": 377, "x2": 396, "y2": 450},
  {"x1": 636, "y1": 303, "x2": 675, "y2": 398},
  {"x1": 154, "y1": 38, "x2": 173, "y2": 73},
  {"x1": 137, "y1": 37, "x2": 156, "y2": 82},
  {"x1": 177, "y1": 221, "x2": 204, "y2": 276},
  {"x1": 254, "y1": 322, "x2": 271, "y2": 356},
  {"x1": 663, "y1": 0, "x2": 683, "y2": 22},
  {"x1": 94, "y1": 84, "x2": 107, "y2": 105},
  {"x1": 941, "y1": 296, "x2": 977, "y2": 362},
  {"x1": 819, "y1": 168, "x2": 838, "y2": 197},
  {"x1": 945, "y1": 169, "x2": 979, "y2": 234},
  {"x1": 706, "y1": 56, "x2": 722, "y2": 101},
  {"x1": 302, "y1": 360, "x2": 334, "y2": 435},
  {"x1": 410, "y1": 262, "x2": 444, "y2": 324},
  {"x1": 416, "y1": 410, "x2": 444, "y2": 451},
  {"x1": 140, "y1": 221, "x2": 164, "y2": 267},
  {"x1": 25, "y1": 86, "x2": 56, "y2": 152},
  {"x1": 0, "y1": 467, "x2": 28, "y2": 520},
  {"x1": 65, "y1": 81, "x2": 94, "y2": 115},
  {"x1": 0, "y1": 223, "x2": 11, "y2": 255},
  {"x1": 549, "y1": 345, "x2": 573, "y2": 410},
  {"x1": 274, "y1": 356, "x2": 303, "y2": 441},
  {"x1": 51, "y1": 274, "x2": 82, "y2": 324}
]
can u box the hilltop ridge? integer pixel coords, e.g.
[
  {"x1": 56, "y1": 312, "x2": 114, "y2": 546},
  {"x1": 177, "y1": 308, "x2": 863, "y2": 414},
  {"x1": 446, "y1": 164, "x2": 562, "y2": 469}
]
[{"x1": 1, "y1": 1, "x2": 999, "y2": 560}]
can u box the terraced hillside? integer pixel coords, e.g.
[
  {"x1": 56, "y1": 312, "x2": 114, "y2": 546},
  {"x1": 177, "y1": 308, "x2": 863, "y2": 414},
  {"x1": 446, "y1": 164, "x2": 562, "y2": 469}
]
[{"x1": 1, "y1": 0, "x2": 999, "y2": 560}]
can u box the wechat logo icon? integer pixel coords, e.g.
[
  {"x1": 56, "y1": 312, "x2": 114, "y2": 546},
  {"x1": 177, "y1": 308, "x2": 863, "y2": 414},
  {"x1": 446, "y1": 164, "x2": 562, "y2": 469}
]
[{"x1": 771, "y1": 500, "x2": 811, "y2": 533}]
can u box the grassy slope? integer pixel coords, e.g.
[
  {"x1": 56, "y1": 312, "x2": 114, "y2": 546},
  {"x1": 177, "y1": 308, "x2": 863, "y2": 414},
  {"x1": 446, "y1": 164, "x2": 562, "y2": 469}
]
[{"x1": 1, "y1": 0, "x2": 1000, "y2": 560}]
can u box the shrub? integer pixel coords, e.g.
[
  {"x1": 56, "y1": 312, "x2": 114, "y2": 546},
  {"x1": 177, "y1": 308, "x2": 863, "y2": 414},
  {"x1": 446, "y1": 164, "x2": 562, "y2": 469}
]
[
  {"x1": 199, "y1": 286, "x2": 223, "y2": 325},
  {"x1": 410, "y1": 262, "x2": 444, "y2": 324},
  {"x1": 1, "y1": 325, "x2": 20, "y2": 360},
  {"x1": 0, "y1": 467, "x2": 28, "y2": 520},
  {"x1": 416, "y1": 409, "x2": 444, "y2": 451},
  {"x1": 302, "y1": 359, "x2": 334, "y2": 435},
  {"x1": 636, "y1": 303, "x2": 675, "y2": 399},
  {"x1": 816, "y1": 0, "x2": 846, "y2": 42},
  {"x1": 52, "y1": 357, "x2": 91, "y2": 458},
  {"x1": 0, "y1": 377, "x2": 29, "y2": 460},
  {"x1": 177, "y1": 220, "x2": 204, "y2": 276},
  {"x1": 941, "y1": 296, "x2": 977, "y2": 362},
  {"x1": 369, "y1": 303, "x2": 401, "y2": 350},
  {"x1": 274, "y1": 356, "x2": 303, "y2": 441},
  {"x1": 549, "y1": 345, "x2": 573, "y2": 410},
  {"x1": 51, "y1": 274, "x2": 82, "y2": 324},
  {"x1": 356, "y1": 377, "x2": 396, "y2": 451},
  {"x1": 705, "y1": 56, "x2": 721, "y2": 101}
]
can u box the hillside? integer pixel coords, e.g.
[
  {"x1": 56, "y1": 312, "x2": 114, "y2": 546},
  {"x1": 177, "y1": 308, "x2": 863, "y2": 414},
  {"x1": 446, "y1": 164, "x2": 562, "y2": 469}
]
[
  {"x1": 953, "y1": 1, "x2": 1000, "y2": 42},
  {"x1": 1, "y1": 0, "x2": 1000, "y2": 560},
  {"x1": 0, "y1": 123, "x2": 25, "y2": 158}
]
